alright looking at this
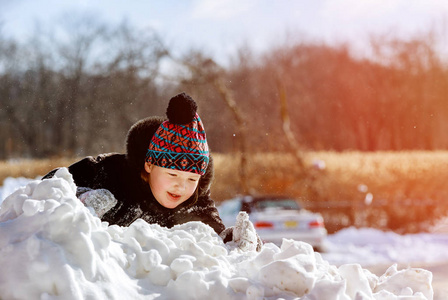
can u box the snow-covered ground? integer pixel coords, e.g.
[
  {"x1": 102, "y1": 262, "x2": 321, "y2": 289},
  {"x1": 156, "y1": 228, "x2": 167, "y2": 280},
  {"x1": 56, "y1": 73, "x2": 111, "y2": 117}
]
[
  {"x1": 323, "y1": 227, "x2": 448, "y2": 267},
  {"x1": 0, "y1": 171, "x2": 446, "y2": 299}
]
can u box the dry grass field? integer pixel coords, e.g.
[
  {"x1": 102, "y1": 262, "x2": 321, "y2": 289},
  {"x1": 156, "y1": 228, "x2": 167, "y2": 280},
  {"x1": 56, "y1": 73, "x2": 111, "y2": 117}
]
[
  {"x1": 213, "y1": 151, "x2": 448, "y2": 200},
  {"x1": 0, "y1": 157, "x2": 81, "y2": 182},
  {"x1": 2, "y1": 151, "x2": 448, "y2": 233}
]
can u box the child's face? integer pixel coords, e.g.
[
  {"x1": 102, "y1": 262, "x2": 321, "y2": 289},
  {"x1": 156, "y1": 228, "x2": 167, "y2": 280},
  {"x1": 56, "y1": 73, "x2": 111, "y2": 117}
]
[{"x1": 144, "y1": 163, "x2": 201, "y2": 209}]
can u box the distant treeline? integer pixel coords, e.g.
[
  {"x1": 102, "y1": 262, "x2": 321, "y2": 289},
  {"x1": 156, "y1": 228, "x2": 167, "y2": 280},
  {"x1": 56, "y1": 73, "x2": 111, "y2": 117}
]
[{"x1": 1, "y1": 16, "x2": 448, "y2": 159}]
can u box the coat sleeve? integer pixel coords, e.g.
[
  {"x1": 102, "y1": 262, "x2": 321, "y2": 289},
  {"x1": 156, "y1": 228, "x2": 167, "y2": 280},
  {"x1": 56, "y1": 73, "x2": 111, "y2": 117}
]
[
  {"x1": 66, "y1": 155, "x2": 106, "y2": 189},
  {"x1": 43, "y1": 156, "x2": 97, "y2": 183},
  {"x1": 42, "y1": 154, "x2": 121, "y2": 195}
]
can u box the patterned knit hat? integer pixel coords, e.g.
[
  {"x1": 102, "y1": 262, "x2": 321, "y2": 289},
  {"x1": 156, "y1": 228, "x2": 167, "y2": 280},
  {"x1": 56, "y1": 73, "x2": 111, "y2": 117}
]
[{"x1": 145, "y1": 93, "x2": 209, "y2": 175}]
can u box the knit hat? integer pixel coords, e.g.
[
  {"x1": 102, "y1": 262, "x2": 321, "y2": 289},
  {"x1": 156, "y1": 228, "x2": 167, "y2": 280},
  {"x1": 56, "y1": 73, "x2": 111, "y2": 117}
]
[{"x1": 145, "y1": 93, "x2": 209, "y2": 175}]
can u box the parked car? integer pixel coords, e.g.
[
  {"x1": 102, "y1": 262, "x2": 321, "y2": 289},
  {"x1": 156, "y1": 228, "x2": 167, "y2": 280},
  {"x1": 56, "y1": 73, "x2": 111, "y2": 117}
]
[{"x1": 217, "y1": 195, "x2": 327, "y2": 252}]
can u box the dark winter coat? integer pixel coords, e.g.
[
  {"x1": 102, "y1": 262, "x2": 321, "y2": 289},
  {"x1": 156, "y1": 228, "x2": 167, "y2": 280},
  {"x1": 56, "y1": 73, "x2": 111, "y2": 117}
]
[{"x1": 43, "y1": 116, "x2": 226, "y2": 236}]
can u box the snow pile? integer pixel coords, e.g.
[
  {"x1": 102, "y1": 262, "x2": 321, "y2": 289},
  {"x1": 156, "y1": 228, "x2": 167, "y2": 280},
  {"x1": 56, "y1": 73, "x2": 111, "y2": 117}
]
[{"x1": 0, "y1": 168, "x2": 434, "y2": 300}]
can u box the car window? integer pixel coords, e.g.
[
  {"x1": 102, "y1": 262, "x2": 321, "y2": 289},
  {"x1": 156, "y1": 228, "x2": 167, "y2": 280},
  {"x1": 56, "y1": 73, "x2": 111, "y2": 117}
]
[
  {"x1": 253, "y1": 199, "x2": 300, "y2": 211},
  {"x1": 218, "y1": 199, "x2": 242, "y2": 216}
]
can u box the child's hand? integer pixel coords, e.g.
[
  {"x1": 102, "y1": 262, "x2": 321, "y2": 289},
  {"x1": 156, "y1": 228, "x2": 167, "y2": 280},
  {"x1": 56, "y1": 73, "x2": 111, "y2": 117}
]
[
  {"x1": 231, "y1": 211, "x2": 261, "y2": 252},
  {"x1": 78, "y1": 189, "x2": 118, "y2": 218}
]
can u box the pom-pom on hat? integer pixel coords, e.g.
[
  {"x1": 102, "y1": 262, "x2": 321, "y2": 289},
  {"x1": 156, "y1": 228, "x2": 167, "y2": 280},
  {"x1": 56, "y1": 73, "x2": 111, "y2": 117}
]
[{"x1": 146, "y1": 93, "x2": 209, "y2": 175}]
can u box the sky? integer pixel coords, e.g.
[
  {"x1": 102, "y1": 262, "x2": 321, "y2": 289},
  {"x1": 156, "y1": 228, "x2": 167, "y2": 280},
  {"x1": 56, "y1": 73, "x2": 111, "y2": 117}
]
[{"x1": 1, "y1": 0, "x2": 448, "y2": 64}]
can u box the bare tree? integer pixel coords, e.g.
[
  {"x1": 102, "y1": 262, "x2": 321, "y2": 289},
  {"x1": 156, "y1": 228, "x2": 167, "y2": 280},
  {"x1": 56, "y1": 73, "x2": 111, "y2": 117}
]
[{"x1": 0, "y1": 16, "x2": 168, "y2": 158}]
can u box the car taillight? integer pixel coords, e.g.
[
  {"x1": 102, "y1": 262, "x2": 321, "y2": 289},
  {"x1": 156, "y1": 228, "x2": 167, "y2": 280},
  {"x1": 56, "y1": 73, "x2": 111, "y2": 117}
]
[
  {"x1": 255, "y1": 221, "x2": 274, "y2": 229},
  {"x1": 309, "y1": 220, "x2": 324, "y2": 228}
]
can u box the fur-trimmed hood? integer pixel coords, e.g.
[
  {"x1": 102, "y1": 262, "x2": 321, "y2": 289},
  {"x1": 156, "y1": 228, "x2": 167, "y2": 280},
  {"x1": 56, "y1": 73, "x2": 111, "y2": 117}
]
[{"x1": 125, "y1": 116, "x2": 166, "y2": 171}]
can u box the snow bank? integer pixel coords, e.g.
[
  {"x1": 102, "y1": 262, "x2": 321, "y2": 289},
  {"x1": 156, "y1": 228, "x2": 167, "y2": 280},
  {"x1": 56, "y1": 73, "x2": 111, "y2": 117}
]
[
  {"x1": 0, "y1": 176, "x2": 36, "y2": 203},
  {"x1": 324, "y1": 227, "x2": 448, "y2": 267},
  {"x1": 0, "y1": 168, "x2": 434, "y2": 300}
]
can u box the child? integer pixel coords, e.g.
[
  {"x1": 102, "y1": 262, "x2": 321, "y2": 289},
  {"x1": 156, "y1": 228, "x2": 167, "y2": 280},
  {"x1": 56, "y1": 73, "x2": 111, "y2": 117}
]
[{"x1": 44, "y1": 93, "x2": 261, "y2": 251}]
